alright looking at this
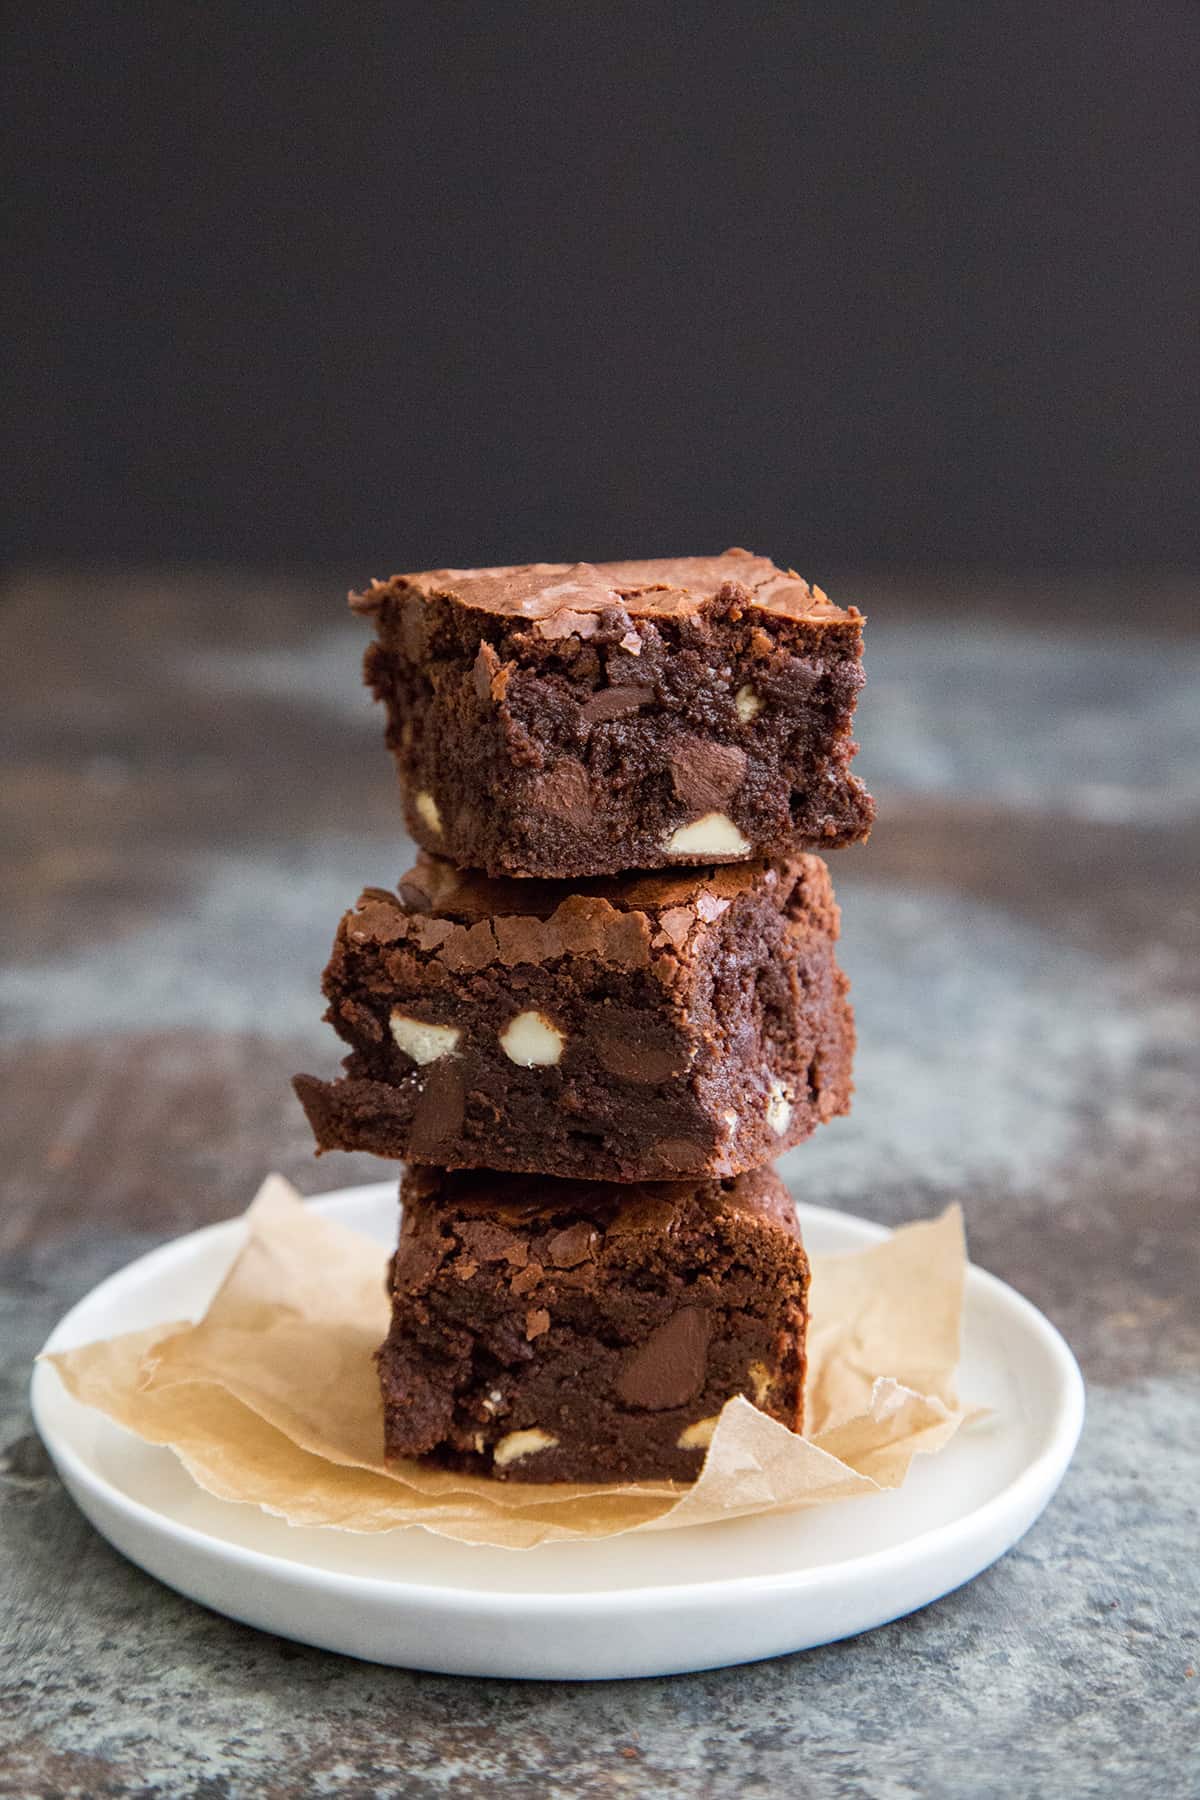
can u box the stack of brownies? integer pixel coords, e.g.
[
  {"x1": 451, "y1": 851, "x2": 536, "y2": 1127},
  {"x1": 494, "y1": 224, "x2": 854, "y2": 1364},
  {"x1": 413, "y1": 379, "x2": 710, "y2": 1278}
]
[{"x1": 295, "y1": 548, "x2": 872, "y2": 1482}]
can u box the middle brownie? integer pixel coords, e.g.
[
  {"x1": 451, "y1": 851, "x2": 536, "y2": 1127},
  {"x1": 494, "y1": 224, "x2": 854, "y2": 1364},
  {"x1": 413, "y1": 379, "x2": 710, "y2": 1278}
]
[{"x1": 293, "y1": 851, "x2": 854, "y2": 1182}]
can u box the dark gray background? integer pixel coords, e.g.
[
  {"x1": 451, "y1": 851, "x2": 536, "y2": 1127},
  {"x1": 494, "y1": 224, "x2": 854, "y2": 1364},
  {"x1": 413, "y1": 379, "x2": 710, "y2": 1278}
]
[{"x1": 6, "y1": 1, "x2": 1199, "y2": 584}]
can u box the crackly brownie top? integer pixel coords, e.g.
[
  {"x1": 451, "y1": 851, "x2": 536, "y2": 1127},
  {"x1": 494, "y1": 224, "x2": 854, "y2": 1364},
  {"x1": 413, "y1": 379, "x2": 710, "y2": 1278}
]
[
  {"x1": 400, "y1": 1164, "x2": 804, "y2": 1251},
  {"x1": 351, "y1": 547, "x2": 858, "y2": 640},
  {"x1": 343, "y1": 852, "x2": 837, "y2": 975}
]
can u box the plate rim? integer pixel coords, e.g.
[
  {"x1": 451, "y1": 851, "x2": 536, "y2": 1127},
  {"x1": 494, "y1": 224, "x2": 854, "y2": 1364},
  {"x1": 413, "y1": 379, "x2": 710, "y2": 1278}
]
[{"x1": 31, "y1": 1181, "x2": 1086, "y2": 1612}]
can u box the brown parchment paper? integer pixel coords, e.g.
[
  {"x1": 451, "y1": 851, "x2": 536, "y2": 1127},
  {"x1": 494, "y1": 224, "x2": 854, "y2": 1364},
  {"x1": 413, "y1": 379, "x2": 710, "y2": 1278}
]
[{"x1": 44, "y1": 1176, "x2": 972, "y2": 1548}]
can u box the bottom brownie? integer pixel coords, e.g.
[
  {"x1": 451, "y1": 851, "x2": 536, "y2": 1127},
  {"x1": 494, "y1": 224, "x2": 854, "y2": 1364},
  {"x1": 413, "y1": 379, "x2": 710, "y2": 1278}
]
[{"x1": 379, "y1": 1164, "x2": 810, "y2": 1483}]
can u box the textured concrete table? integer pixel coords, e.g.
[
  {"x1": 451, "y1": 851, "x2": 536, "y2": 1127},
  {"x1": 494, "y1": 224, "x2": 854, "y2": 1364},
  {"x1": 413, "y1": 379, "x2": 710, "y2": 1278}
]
[{"x1": 2, "y1": 571, "x2": 1197, "y2": 1798}]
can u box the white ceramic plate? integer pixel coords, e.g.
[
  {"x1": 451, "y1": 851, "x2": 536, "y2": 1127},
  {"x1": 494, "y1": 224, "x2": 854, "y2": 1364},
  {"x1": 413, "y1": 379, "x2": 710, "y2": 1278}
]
[{"x1": 32, "y1": 1181, "x2": 1084, "y2": 1681}]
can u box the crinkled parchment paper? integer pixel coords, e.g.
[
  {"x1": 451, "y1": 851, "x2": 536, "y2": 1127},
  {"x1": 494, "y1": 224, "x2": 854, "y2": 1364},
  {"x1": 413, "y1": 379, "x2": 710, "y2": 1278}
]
[{"x1": 44, "y1": 1177, "x2": 972, "y2": 1548}]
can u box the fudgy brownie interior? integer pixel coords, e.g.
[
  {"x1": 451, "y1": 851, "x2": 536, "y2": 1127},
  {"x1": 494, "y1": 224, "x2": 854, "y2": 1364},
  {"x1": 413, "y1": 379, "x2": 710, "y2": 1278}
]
[{"x1": 380, "y1": 1164, "x2": 810, "y2": 1483}]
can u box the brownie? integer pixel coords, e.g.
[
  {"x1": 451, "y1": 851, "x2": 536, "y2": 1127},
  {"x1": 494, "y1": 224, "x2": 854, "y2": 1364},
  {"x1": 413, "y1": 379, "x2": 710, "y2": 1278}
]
[
  {"x1": 293, "y1": 850, "x2": 854, "y2": 1182},
  {"x1": 352, "y1": 547, "x2": 873, "y2": 877},
  {"x1": 379, "y1": 1163, "x2": 810, "y2": 1483}
]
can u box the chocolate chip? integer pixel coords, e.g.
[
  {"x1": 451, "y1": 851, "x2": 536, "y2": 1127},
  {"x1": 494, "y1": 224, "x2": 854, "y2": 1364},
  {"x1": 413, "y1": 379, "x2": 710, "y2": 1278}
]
[
  {"x1": 592, "y1": 1023, "x2": 685, "y2": 1085},
  {"x1": 606, "y1": 1192, "x2": 684, "y2": 1236},
  {"x1": 650, "y1": 1138, "x2": 710, "y2": 1173},
  {"x1": 615, "y1": 1307, "x2": 711, "y2": 1410},
  {"x1": 669, "y1": 738, "x2": 748, "y2": 814},
  {"x1": 530, "y1": 758, "x2": 592, "y2": 826},
  {"x1": 409, "y1": 1061, "x2": 465, "y2": 1156},
  {"x1": 579, "y1": 684, "x2": 655, "y2": 726}
]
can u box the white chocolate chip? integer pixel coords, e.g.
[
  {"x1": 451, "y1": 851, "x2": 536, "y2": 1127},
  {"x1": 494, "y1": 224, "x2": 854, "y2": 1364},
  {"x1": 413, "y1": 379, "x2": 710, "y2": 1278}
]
[
  {"x1": 500, "y1": 1009, "x2": 564, "y2": 1066},
  {"x1": 389, "y1": 1011, "x2": 461, "y2": 1065},
  {"x1": 722, "y1": 1108, "x2": 739, "y2": 1137},
  {"x1": 735, "y1": 684, "x2": 763, "y2": 723},
  {"x1": 492, "y1": 1427, "x2": 559, "y2": 1467},
  {"x1": 676, "y1": 1415, "x2": 719, "y2": 1450},
  {"x1": 766, "y1": 1079, "x2": 792, "y2": 1137},
  {"x1": 748, "y1": 1361, "x2": 773, "y2": 1406},
  {"x1": 481, "y1": 1388, "x2": 504, "y2": 1417},
  {"x1": 664, "y1": 813, "x2": 751, "y2": 857},
  {"x1": 414, "y1": 790, "x2": 442, "y2": 834}
]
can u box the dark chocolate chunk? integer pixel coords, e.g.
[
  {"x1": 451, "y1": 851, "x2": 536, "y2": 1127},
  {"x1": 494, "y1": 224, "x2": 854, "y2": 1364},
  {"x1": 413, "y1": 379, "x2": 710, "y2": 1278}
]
[
  {"x1": 670, "y1": 738, "x2": 748, "y2": 814},
  {"x1": 579, "y1": 683, "x2": 656, "y2": 726},
  {"x1": 408, "y1": 1060, "x2": 465, "y2": 1157},
  {"x1": 591, "y1": 1015, "x2": 685, "y2": 1085},
  {"x1": 530, "y1": 758, "x2": 592, "y2": 825},
  {"x1": 615, "y1": 1307, "x2": 712, "y2": 1410}
]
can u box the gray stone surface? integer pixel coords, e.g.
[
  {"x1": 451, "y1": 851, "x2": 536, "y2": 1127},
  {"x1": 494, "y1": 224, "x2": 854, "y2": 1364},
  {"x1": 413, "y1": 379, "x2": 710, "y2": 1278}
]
[{"x1": 2, "y1": 571, "x2": 1197, "y2": 1796}]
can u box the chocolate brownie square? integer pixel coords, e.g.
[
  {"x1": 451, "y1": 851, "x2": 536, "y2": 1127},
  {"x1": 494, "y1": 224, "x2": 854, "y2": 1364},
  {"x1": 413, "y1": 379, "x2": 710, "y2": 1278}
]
[
  {"x1": 352, "y1": 548, "x2": 873, "y2": 877},
  {"x1": 293, "y1": 851, "x2": 854, "y2": 1182},
  {"x1": 379, "y1": 1163, "x2": 810, "y2": 1483}
]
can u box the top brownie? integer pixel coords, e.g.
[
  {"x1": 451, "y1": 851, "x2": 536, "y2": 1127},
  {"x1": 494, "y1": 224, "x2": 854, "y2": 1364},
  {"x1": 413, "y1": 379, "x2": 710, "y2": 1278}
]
[{"x1": 353, "y1": 547, "x2": 874, "y2": 878}]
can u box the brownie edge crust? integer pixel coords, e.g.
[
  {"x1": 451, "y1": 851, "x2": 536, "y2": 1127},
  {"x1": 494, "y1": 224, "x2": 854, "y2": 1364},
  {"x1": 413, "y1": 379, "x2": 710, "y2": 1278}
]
[{"x1": 379, "y1": 1165, "x2": 810, "y2": 1484}]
